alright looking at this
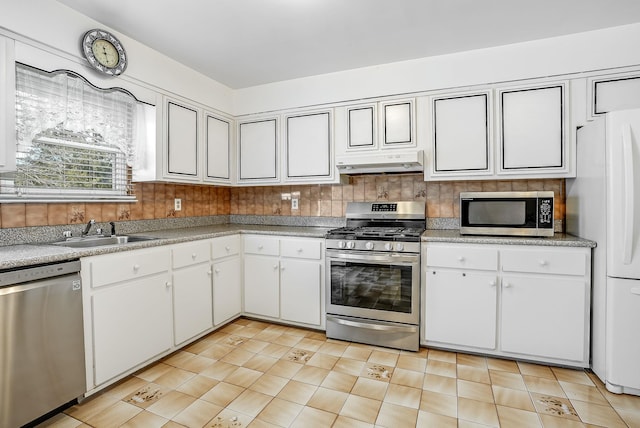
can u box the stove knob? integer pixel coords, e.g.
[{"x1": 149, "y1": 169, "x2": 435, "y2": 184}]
[
  {"x1": 365, "y1": 242, "x2": 374, "y2": 250},
  {"x1": 396, "y1": 243, "x2": 404, "y2": 252},
  {"x1": 384, "y1": 242, "x2": 393, "y2": 251},
  {"x1": 337, "y1": 241, "x2": 346, "y2": 249},
  {"x1": 346, "y1": 241, "x2": 355, "y2": 249}
]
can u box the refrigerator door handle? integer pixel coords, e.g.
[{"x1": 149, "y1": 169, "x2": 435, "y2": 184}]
[{"x1": 622, "y1": 123, "x2": 634, "y2": 265}]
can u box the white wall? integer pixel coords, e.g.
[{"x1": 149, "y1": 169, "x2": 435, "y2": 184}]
[
  {"x1": 0, "y1": 0, "x2": 233, "y2": 112},
  {"x1": 233, "y1": 23, "x2": 640, "y2": 115}
]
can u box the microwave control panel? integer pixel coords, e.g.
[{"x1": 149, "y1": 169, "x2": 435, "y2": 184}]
[{"x1": 539, "y1": 198, "x2": 553, "y2": 226}]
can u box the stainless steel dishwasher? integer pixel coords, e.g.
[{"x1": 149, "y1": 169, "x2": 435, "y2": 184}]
[{"x1": 0, "y1": 260, "x2": 86, "y2": 428}]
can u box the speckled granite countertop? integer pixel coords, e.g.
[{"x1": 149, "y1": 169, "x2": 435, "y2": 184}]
[
  {"x1": 422, "y1": 229, "x2": 596, "y2": 248},
  {"x1": 0, "y1": 224, "x2": 332, "y2": 270}
]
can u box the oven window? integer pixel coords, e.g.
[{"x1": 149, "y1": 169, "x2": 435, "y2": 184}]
[{"x1": 330, "y1": 261, "x2": 413, "y2": 313}]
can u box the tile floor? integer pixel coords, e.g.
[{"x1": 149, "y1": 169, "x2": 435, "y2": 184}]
[{"x1": 39, "y1": 318, "x2": 640, "y2": 428}]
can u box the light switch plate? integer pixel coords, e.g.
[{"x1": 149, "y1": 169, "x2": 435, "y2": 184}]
[{"x1": 174, "y1": 198, "x2": 182, "y2": 211}]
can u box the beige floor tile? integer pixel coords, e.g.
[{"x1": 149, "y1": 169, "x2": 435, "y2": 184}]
[
  {"x1": 227, "y1": 389, "x2": 273, "y2": 417},
  {"x1": 295, "y1": 337, "x2": 325, "y2": 352},
  {"x1": 176, "y1": 354, "x2": 216, "y2": 373},
  {"x1": 292, "y1": 365, "x2": 330, "y2": 386},
  {"x1": 120, "y1": 410, "x2": 168, "y2": 428},
  {"x1": 497, "y1": 405, "x2": 542, "y2": 427},
  {"x1": 538, "y1": 414, "x2": 587, "y2": 428},
  {"x1": 458, "y1": 420, "x2": 496, "y2": 428},
  {"x1": 351, "y1": 377, "x2": 389, "y2": 401},
  {"x1": 200, "y1": 381, "x2": 245, "y2": 407},
  {"x1": 85, "y1": 401, "x2": 141, "y2": 427},
  {"x1": 198, "y1": 343, "x2": 234, "y2": 360},
  {"x1": 571, "y1": 399, "x2": 628, "y2": 427},
  {"x1": 375, "y1": 401, "x2": 419, "y2": 427},
  {"x1": 35, "y1": 413, "x2": 84, "y2": 428},
  {"x1": 243, "y1": 354, "x2": 279, "y2": 372},
  {"x1": 123, "y1": 383, "x2": 169, "y2": 409},
  {"x1": 332, "y1": 415, "x2": 375, "y2": 428},
  {"x1": 304, "y1": 330, "x2": 328, "y2": 341},
  {"x1": 104, "y1": 376, "x2": 149, "y2": 400},
  {"x1": 240, "y1": 338, "x2": 270, "y2": 354},
  {"x1": 458, "y1": 365, "x2": 491, "y2": 384},
  {"x1": 428, "y1": 349, "x2": 457, "y2": 363},
  {"x1": 307, "y1": 386, "x2": 349, "y2": 413},
  {"x1": 333, "y1": 357, "x2": 366, "y2": 376},
  {"x1": 361, "y1": 363, "x2": 394, "y2": 382},
  {"x1": 152, "y1": 366, "x2": 196, "y2": 390},
  {"x1": 283, "y1": 348, "x2": 314, "y2": 363},
  {"x1": 163, "y1": 350, "x2": 195, "y2": 368},
  {"x1": 457, "y1": 397, "x2": 499, "y2": 427},
  {"x1": 235, "y1": 326, "x2": 264, "y2": 338},
  {"x1": 492, "y1": 385, "x2": 535, "y2": 411},
  {"x1": 175, "y1": 374, "x2": 219, "y2": 398},
  {"x1": 530, "y1": 392, "x2": 580, "y2": 420},
  {"x1": 224, "y1": 366, "x2": 263, "y2": 388},
  {"x1": 222, "y1": 348, "x2": 256, "y2": 366},
  {"x1": 214, "y1": 408, "x2": 255, "y2": 427},
  {"x1": 306, "y1": 352, "x2": 339, "y2": 369},
  {"x1": 275, "y1": 333, "x2": 303, "y2": 347},
  {"x1": 249, "y1": 374, "x2": 289, "y2": 396},
  {"x1": 524, "y1": 375, "x2": 566, "y2": 397},
  {"x1": 383, "y1": 383, "x2": 422, "y2": 409},
  {"x1": 457, "y1": 353, "x2": 488, "y2": 369},
  {"x1": 290, "y1": 406, "x2": 337, "y2": 428},
  {"x1": 184, "y1": 336, "x2": 217, "y2": 354},
  {"x1": 551, "y1": 367, "x2": 594, "y2": 386},
  {"x1": 604, "y1": 390, "x2": 640, "y2": 412},
  {"x1": 490, "y1": 370, "x2": 527, "y2": 390},
  {"x1": 487, "y1": 358, "x2": 520, "y2": 373},
  {"x1": 423, "y1": 373, "x2": 458, "y2": 395},
  {"x1": 146, "y1": 390, "x2": 196, "y2": 419},
  {"x1": 258, "y1": 343, "x2": 291, "y2": 359},
  {"x1": 253, "y1": 329, "x2": 284, "y2": 343},
  {"x1": 458, "y1": 379, "x2": 495, "y2": 403},
  {"x1": 420, "y1": 389, "x2": 458, "y2": 418},
  {"x1": 617, "y1": 408, "x2": 640, "y2": 427},
  {"x1": 265, "y1": 360, "x2": 303, "y2": 379},
  {"x1": 257, "y1": 397, "x2": 304, "y2": 426},
  {"x1": 518, "y1": 362, "x2": 556, "y2": 379},
  {"x1": 396, "y1": 354, "x2": 427, "y2": 372},
  {"x1": 320, "y1": 370, "x2": 357, "y2": 392},
  {"x1": 172, "y1": 399, "x2": 223, "y2": 427},
  {"x1": 199, "y1": 360, "x2": 238, "y2": 381},
  {"x1": 559, "y1": 381, "x2": 609, "y2": 405},
  {"x1": 426, "y1": 359, "x2": 457, "y2": 378},
  {"x1": 65, "y1": 393, "x2": 121, "y2": 422},
  {"x1": 340, "y1": 394, "x2": 382, "y2": 424},
  {"x1": 390, "y1": 367, "x2": 424, "y2": 388},
  {"x1": 317, "y1": 341, "x2": 348, "y2": 357},
  {"x1": 341, "y1": 344, "x2": 372, "y2": 361},
  {"x1": 276, "y1": 380, "x2": 318, "y2": 405},
  {"x1": 135, "y1": 362, "x2": 173, "y2": 382},
  {"x1": 416, "y1": 410, "x2": 458, "y2": 427},
  {"x1": 367, "y1": 350, "x2": 399, "y2": 367}
]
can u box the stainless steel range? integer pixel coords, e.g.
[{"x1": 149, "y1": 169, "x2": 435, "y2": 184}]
[{"x1": 325, "y1": 201, "x2": 425, "y2": 351}]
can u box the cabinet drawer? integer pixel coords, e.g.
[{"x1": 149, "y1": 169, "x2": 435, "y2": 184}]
[
  {"x1": 212, "y1": 235, "x2": 240, "y2": 259},
  {"x1": 281, "y1": 239, "x2": 322, "y2": 260},
  {"x1": 244, "y1": 235, "x2": 279, "y2": 256},
  {"x1": 172, "y1": 240, "x2": 211, "y2": 269},
  {"x1": 426, "y1": 245, "x2": 498, "y2": 271},
  {"x1": 90, "y1": 247, "x2": 170, "y2": 288},
  {"x1": 501, "y1": 249, "x2": 586, "y2": 276}
]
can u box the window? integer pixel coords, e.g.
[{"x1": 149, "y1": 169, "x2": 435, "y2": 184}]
[{"x1": 0, "y1": 63, "x2": 154, "y2": 201}]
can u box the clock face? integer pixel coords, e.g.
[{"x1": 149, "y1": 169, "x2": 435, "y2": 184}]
[{"x1": 82, "y1": 29, "x2": 127, "y2": 76}]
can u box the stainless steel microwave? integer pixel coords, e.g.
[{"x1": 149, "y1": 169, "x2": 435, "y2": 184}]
[{"x1": 459, "y1": 191, "x2": 554, "y2": 237}]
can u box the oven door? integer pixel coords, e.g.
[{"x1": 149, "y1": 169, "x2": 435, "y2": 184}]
[{"x1": 325, "y1": 249, "x2": 420, "y2": 325}]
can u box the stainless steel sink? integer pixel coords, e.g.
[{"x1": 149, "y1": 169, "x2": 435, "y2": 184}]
[{"x1": 50, "y1": 235, "x2": 159, "y2": 248}]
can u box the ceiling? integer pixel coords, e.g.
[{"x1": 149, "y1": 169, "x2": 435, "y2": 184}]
[{"x1": 57, "y1": 0, "x2": 640, "y2": 89}]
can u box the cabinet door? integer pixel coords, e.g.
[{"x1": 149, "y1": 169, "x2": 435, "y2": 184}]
[
  {"x1": 167, "y1": 100, "x2": 199, "y2": 177},
  {"x1": 607, "y1": 277, "x2": 640, "y2": 390},
  {"x1": 501, "y1": 275, "x2": 587, "y2": 362},
  {"x1": 173, "y1": 263, "x2": 213, "y2": 345},
  {"x1": 285, "y1": 111, "x2": 332, "y2": 180},
  {"x1": 348, "y1": 104, "x2": 376, "y2": 149},
  {"x1": 0, "y1": 36, "x2": 15, "y2": 172},
  {"x1": 92, "y1": 274, "x2": 172, "y2": 385},
  {"x1": 213, "y1": 257, "x2": 242, "y2": 325},
  {"x1": 431, "y1": 93, "x2": 490, "y2": 174},
  {"x1": 381, "y1": 99, "x2": 414, "y2": 146},
  {"x1": 424, "y1": 269, "x2": 497, "y2": 349},
  {"x1": 243, "y1": 254, "x2": 279, "y2": 318},
  {"x1": 205, "y1": 113, "x2": 231, "y2": 181},
  {"x1": 238, "y1": 118, "x2": 278, "y2": 181},
  {"x1": 499, "y1": 85, "x2": 564, "y2": 170},
  {"x1": 280, "y1": 259, "x2": 321, "y2": 326}
]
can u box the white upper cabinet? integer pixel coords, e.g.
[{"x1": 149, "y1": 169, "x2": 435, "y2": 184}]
[
  {"x1": 237, "y1": 117, "x2": 279, "y2": 183},
  {"x1": 167, "y1": 101, "x2": 199, "y2": 177},
  {"x1": 346, "y1": 104, "x2": 376, "y2": 149},
  {"x1": 0, "y1": 35, "x2": 15, "y2": 172},
  {"x1": 426, "y1": 80, "x2": 574, "y2": 180},
  {"x1": 205, "y1": 113, "x2": 232, "y2": 182},
  {"x1": 588, "y1": 71, "x2": 640, "y2": 118},
  {"x1": 284, "y1": 109, "x2": 333, "y2": 182},
  {"x1": 381, "y1": 99, "x2": 415, "y2": 147}
]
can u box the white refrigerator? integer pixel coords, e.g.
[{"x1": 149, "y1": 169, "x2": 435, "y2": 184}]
[{"x1": 567, "y1": 108, "x2": 640, "y2": 395}]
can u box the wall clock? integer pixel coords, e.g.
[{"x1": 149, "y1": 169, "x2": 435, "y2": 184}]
[{"x1": 81, "y1": 29, "x2": 127, "y2": 76}]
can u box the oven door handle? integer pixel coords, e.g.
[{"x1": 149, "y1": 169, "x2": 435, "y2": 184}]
[
  {"x1": 327, "y1": 315, "x2": 418, "y2": 333},
  {"x1": 326, "y1": 250, "x2": 418, "y2": 264}
]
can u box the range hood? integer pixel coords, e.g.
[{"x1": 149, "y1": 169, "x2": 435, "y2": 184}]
[{"x1": 336, "y1": 150, "x2": 424, "y2": 174}]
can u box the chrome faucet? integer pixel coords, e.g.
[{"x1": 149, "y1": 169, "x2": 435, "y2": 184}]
[{"x1": 81, "y1": 219, "x2": 96, "y2": 237}]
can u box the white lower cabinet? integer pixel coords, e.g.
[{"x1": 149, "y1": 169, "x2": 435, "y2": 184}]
[
  {"x1": 244, "y1": 254, "x2": 280, "y2": 318},
  {"x1": 422, "y1": 242, "x2": 591, "y2": 367},
  {"x1": 213, "y1": 257, "x2": 242, "y2": 325}
]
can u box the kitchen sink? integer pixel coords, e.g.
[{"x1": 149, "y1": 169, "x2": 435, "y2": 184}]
[{"x1": 50, "y1": 235, "x2": 159, "y2": 248}]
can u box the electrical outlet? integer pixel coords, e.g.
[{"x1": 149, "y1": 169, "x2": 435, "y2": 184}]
[
  {"x1": 292, "y1": 198, "x2": 299, "y2": 210},
  {"x1": 174, "y1": 198, "x2": 182, "y2": 211}
]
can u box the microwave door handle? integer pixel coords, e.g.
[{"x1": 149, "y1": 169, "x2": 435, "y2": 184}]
[{"x1": 622, "y1": 123, "x2": 634, "y2": 265}]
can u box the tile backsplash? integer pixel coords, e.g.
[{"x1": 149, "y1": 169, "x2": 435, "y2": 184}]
[{"x1": 0, "y1": 174, "x2": 565, "y2": 230}]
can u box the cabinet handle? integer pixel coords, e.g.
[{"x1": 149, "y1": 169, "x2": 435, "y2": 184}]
[
  {"x1": 192, "y1": 253, "x2": 197, "y2": 260},
  {"x1": 457, "y1": 256, "x2": 465, "y2": 262},
  {"x1": 165, "y1": 281, "x2": 172, "y2": 288},
  {"x1": 225, "y1": 246, "x2": 230, "y2": 252},
  {"x1": 214, "y1": 268, "x2": 221, "y2": 274},
  {"x1": 280, "y1": 265, "x2": 285, "y2": 271},
  {"x1": 503, "y1": 282, "x2": 512, "y2": 288},
  {"x1": 207, "y1": 270, "x2": 213, "y2": 276},
  {"x1": 489, "y1": 279, "x2": 496, "y2": 287},
  {"x1": 297, "y1": 248, "x2": 303, "y2": 253},
  {"x1": 258, "y1": 245, "x2": 264, "y2": 250},
  {"x1": 539, "y1": 259, "x2": 547, "y2": 266},
  {"x1": 132, "y1": 264, "x2": 140, "y2": 272},
  {"x1": 273, "y1": 264, "x2": 278, "y2": 270}
]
